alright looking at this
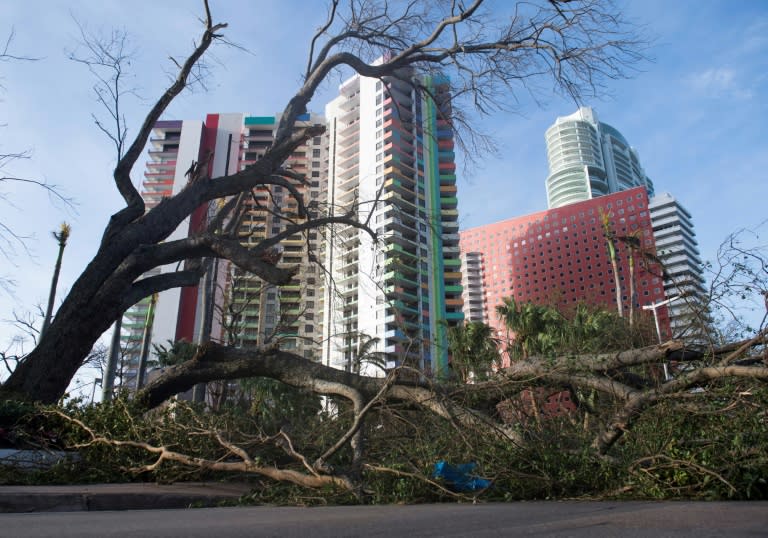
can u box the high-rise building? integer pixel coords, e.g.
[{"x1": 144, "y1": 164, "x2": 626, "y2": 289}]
[
  {"x1": 544, "y1": 107, "x2": 705, "y2": 335},
  {"x1": 648, "y1": 192, "x2": 708, "y2": 337},
  {"x1": 321, "y1": 67, "x2": 463, "y2": 377},
  {"x1": 460, "y1": 187, "x2": 669, "y2": 339},
  {"x1": 120, "y1": 119, "x2": 206, "y2": 389},
  {"x1": 120, "y1": 112, "x2": 326, "y2": 389},
  {"x1": 226, "y1": 113, "x2": 326, "y2": 360},
  {"x1": 461, "y1": 251, "x2": 486, "y2": 323},
  {"x1": 545, "y1": 107, "x2": 654, "y2": 209}
]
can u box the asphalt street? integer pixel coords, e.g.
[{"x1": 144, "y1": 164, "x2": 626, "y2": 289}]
[{"x1": 2, "y1": 501, "x2": 766, "y2": 537}]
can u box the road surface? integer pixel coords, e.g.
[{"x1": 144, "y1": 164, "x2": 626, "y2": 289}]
[{"x1": 2, "y1": 501, "x2": 766, "y2": 537}]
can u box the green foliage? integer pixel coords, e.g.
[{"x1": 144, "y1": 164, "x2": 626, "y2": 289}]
[
  {"x1": 620, "y1": 381, "x2": 768, "y2": 500},
  {"x1": 1, "y1": 337, "x2": 766, "y2": 504},
  {"x1": 235, "y1": 378, "x2": 322, "y2": 434},
  {"x1": 1, "y1": 381, "x2": 767, "y2": 502},
  {"x1": 446, "y1": 321, "x2": 500, "y2": 382},
  {"x1": 495, "y1": 299, "x2": 654, "y2": 360},
  {"x1": 150, "y1": 339, "x2": 199, "y2": 367}
]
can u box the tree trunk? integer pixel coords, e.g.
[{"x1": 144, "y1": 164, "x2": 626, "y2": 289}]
[
  {"x1": 41, "y1": 240, "x2": 67, "y2": 337},
  {"x1": 2, "y1": 232, "x2": 145, "y2": 402},
  {"x1": 627, "y1": 249, "x2": 635, "y2": 327},
  {"x1": 607, "y1": 240, "x2": 623, "y2": 318}
]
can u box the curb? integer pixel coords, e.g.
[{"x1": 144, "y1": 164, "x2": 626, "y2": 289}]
[{"x1": 0, "y1": 483, "x2": 253, "y2": 513}]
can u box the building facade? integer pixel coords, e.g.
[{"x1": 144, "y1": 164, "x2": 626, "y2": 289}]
[
  {"x1": 225, "y1": 113, "x2": 326, "y2": 360},
  {"x1": 322, "y1": 68, "x2": 463, "y2": 377},
  {"x1": 459, "y1": 187, "x2": 669, "y2": 339},
  {"x1": 544, "y1": 107, "x2": 706, "y2": 336},
  {"x1": 648, "y1": 192, "x2": 708, "y2": 337},
  {"x1": 545, "y1": 107, "x2": 654, "y2": 209},
  {"x1": 460, "y1": 251, "x2": 486, "y2": 323},
  {"x1": 120, "y1": 112, "x2": 326, "y2": 390},
  {"x1": 119, "y1": 119, "x2": 206, "y2": 389}
]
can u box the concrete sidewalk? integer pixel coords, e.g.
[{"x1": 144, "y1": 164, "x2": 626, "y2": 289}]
[{"x1": 0, "y1": 482, "x2": 254, "y2": 513}]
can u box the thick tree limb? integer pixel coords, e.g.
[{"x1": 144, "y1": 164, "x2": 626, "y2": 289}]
[
  {"x1": 105, "y1": 2, "x2": 227, "y2": 235},
  {"x1": 135, "y1": 342, "x2": 517, "y2": 442},
  {"x1": 120, "y1": 269, "x2": 205, "y2": 313}
]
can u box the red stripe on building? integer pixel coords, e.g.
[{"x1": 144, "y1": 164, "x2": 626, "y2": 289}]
[{"x1": 175, "y1": 114, "x2": 219, "y2": 342}]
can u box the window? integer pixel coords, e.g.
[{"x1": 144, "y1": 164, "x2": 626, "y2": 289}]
[{"x1": 312, "y1": 149, "x2": 321, "y2": 158}]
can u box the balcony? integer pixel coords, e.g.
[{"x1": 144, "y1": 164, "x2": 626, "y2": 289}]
[
  {"x1": 384, "y1": 270, "x2": 419, "y2": 288},
  {"x1": 385, "y1": 285, "x2": 418, "y2": 302},
  {"x1": 384, "y1": 328, "x2": 408, "y2": 342},
  {"x1": 442, "y1": 233, "x2": 460, "y2": 245},
  {"x1": 392, "y1": 300, "x2": 420, "y2": 317},
  {"x1": 339, "y1": 119, "x2": 360, "y2": 141},
  {"x1": 440, "y1": 196, "x2": 458, "y2": 209},
  {"x1": 383, "y1": 191, "x2": 417, "y2": 212},
  {"x1": 385, "y1": 243, "x2": 419, "y2": 261}
]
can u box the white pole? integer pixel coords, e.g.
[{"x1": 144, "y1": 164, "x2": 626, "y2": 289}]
[{"x1": 642, "y1": 294, "x2": 684, "y2": 381}]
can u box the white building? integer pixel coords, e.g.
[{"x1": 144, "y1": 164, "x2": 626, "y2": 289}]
[
  {"x1": 460, "y1": 251, "x2": 486, "y2": 324},
  {"x1": 649, "y1": 192, "x2": 707, "y2": 336},
  {"x1": 545, "y1": 107, "x2": 654, "y2": 209},
  {"x1": 321, "y1": 67, "x2": 463, "y2": 377}
]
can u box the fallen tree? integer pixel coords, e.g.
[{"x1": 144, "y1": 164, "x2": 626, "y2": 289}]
[
  {"x1": 139, "y1": 332, "x2": 767, "y2": 449},
  {"x1": 26, "y1": 331, "x2": 762, "y2": 500}
]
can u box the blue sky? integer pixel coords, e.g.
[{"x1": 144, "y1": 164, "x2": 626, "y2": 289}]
[{"x1": 1, "y1": 0, "x2": 767, "y2": 357}]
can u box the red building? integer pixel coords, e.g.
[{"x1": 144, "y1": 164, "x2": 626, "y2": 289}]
[{"x1": 460, "y1": 187, "x2": 670, "y2": 339}]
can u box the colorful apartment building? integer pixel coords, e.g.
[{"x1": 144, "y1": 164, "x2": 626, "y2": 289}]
[
  {"x1": 119, "y1": 118, "x2": 207, "y2": 389},
  {"x1": 322, "y1": 68, "x2": 463, "y2": 377},
  {"x1": 120, "y1": 113, "x2": 325, "y2": 389}
]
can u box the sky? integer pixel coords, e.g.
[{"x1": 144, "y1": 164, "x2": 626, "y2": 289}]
[{"x1": 1, "y1": 0, "x2": 767, "y2": 370}]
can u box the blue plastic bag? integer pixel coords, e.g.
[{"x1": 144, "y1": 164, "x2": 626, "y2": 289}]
[{"x1": 433, "y1": 460, "x2": 491, "y2": 492}]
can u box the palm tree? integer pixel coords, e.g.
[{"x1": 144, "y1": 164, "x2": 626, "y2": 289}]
[
  {"x1": 351, "y1": 333, "x2": 388, "y2": 375},
  {"x1": 600, "y1": 209, "x2": 623, "y2": 318},
  {"x1": 617, "y1": 231, "x2": 667, "y2": 328},
  {"x1": 41, "y1": 222, "x2": 71, "y2": 337},
  {"x1": 446, "y1": 321, "x2": 500, "y2": 382},
  {"x1": 496, "y1": 297, "x2": 525, "y2": 359},
  {"x1": 495, "y1": 297, "x2": 562, "y2": 359}
]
